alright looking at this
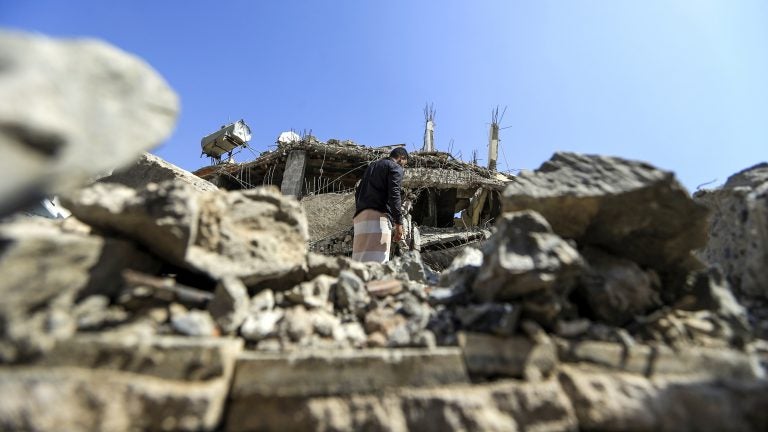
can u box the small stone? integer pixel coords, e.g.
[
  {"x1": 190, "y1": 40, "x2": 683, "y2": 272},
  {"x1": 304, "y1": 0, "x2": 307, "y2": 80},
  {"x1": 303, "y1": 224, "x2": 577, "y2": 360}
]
[
  {"x1": 366, "y1": 331, "x2": 388, "y2": 347},
  {"x1": 281, "y1": 306, "x2": 313, "y2": 342},
  {"x1": 335, "y1": 270, "x2": 370, "y2": 317},
  {"x1": 340, "y1": 322, "x2": 367, "y2": 347},
  {"x1": 311, "y1": 309, "x2": 341, "y2": 338},
  {"x1": 367, "y1": 279, "x2": 403, "y2": 298},
  {"x1": 240, "y1": 310, "x2": 283, "y2": 342},
  {"x1": 555, "y1": 319, "x2": 591, "y2": 338},
  {"x1": 285, "y1": 275, "x2": 336, "y2": 309},
  {"x1": 170, "y1": 309, "x2": 217, "y2": 337},
  {"x1": 250, "y1": 289, "x2": 275, "y2": 312},
  {"x1": 207, "y1": 277, "x2": 250, "y2": 334},
  {"x1": 456, "y1": 303, "x2": 520, "y2": 336},
  {"x1": 364, "y1": 308, "x2": 407, "y2": 335}
]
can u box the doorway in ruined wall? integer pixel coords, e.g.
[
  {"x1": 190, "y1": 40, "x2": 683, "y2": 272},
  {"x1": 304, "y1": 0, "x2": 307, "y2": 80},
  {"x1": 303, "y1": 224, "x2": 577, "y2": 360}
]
[
  {"x1": 410, "y1": 188, "x2": 458, "y2": 228},
  {"x1": 410, "y1": 187, "x2": 502, "y2": 229}
]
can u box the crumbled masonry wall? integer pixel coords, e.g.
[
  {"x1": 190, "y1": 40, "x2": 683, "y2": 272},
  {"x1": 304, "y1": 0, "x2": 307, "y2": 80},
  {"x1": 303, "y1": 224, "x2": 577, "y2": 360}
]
[{"x1": 301, "y1": 192, "x2": 356, "y2": 242}]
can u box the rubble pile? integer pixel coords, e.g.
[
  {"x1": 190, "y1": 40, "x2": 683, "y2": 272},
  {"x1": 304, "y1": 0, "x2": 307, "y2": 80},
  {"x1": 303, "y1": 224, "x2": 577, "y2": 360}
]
[{"x1": 1, "y1": 31, "x2": 767, "y2": 432}]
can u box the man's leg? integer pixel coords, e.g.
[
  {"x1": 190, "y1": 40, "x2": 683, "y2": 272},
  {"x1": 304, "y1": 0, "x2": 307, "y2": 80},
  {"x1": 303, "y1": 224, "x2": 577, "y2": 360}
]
[{"x1": 352, "y1": 210, "x2": 391, "y2": 263}]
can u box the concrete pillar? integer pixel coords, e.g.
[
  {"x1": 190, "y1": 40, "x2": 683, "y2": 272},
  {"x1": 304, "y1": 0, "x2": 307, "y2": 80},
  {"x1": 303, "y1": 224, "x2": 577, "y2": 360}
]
[
  {"x1": 423, "y1": 120, "x2": 435, "y2": 152},
  {"x1": 280, "y1": 150, "x2": 307, "y2": 198},
  {"x1": 488, "y1": 122, "x2": 499, "y2": 172}
]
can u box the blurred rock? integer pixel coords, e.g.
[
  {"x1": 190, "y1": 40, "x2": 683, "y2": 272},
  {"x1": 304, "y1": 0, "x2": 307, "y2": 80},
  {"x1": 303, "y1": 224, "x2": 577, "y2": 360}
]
[
  {"x1": 459, "y1": 332, "x2": 558, "y2": 380},
  {"x1": 695, "y1": 163, "x2": 768, "y2": 299},
  {"x1": 472, "y1": 211, "x2": 584, "y2": 310},
  {"x1": 455, "y1": 303, "x2": 521, "y2": 336},
  {"x1": 503, "y1": 153, "x2": 708, "y2": 272},
  {"x1": 579, "y1": 247, "x2": 662, "y2": 325},
  {"x1": 0, "y1": 218, "x2": 158, "y2": 362},
  {"x1": 170, "y1": 305, "x2": 217, "y2": 337},
  {"x1": 63, "y1": 181, "x2": 309, "y2": 284},
  {"x1": 559, "y1": 340, "x2": 763, "y2": 380},
  {"x1": 0, "y1": 336, "x2": 241, "y2": 431},
  {"x1": 72, "y1": 295, "x2": 129, "y2": 331},
  {"x1": 280, "y1": 306, "x2": 314, "y2": 343},
  {"x1": 0, "y1": 30, "x2": 178, "y2": 217},
  {"x1": 101, "y1": 152, "x2": 218, "y2": 192},
  {"x1": 249, "y1": 289, "x2": 275, "y2": 312},
  {"x1": 240, "y1": 310, "x2": 283, "y2": 343},
  {"x1": 675, "y1": 267, "x2": 752, "y2": 346},
  {"x1": 367, "y1": 279, "x2": 404, "y2": 298},
  {"x1": 208, "y1": 277, "x2": 250, "y2": 334},
  {"x1": 559, "y1": 365, "x2": 768, "y2": 432},
  {"x1": 285, "y1": 275, "x2": 336, "y2": 309},
  {"x1": 334, "y1": 270, "x2": 369, "y2": 318}
]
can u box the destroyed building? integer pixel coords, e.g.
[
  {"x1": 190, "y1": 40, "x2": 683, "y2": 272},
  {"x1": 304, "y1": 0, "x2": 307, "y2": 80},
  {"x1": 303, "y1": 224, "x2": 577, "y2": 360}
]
[
  {"x1": 194, "y1": 136, "x2": 515, "y2": 268},
  {"x1": 3, "y1": 31, "x2": 768, "y2": 432}
]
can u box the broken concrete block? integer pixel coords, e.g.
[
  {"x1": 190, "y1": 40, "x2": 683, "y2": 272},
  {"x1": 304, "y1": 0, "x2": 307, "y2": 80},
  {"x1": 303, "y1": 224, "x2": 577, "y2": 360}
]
[
  {"x1": 438, "y1": 246, "x2": 483, "y2": 290},
  {"x1": 579, "y1": 247, "x2": 662, "y2": 325},
  {"x1": 0, "y1": 30, "x2": 178, "y2": 217},
  {"x1": 334, "y1": 270, "x2": 369, "y2": 318},
  {"x1": 63, "y1": 181, "x2": 309, "y2": 285},
  {"x1": 558, "y1": 365, "x2": 768, "y2": 432},
  {"x1": 249, "y1": 289, "x2": 275, "y2": 312},
  {"x1": 229, "y1": 348, "x2": 469, "y2": 399},
  {"x1": 36, "y1": 334, "x2": 242, "y2": 381},
  {"x1": 285, "y1": 275, "x2": 336, "y2": 309},
  {"x1": 455, "y1": 303, "x2": 521, "y2": 336},
  {"x1": 0, "y1": 336, "x2": 241, "y2": 431},
  {"x1": 695, "y1": 163, "x2": 768, "y2": 299},
  {"x1": 458, "y1": 332, "x2": 558, "y2": 380},
  {"x1": 224, "y1": 374, "x2": 576, "y2": 432},
  {"x1": 558, "y1": 340, "x2": 764, "y2": 380},
  {"x1": 207, "y1": 277, "x2": 250, "y2": 334},
  {"x1": 280, "y1": 305, "x2": 314, "y2": 343},
  {"x1": 503, "y1": 152, "x2": 709, "y2": 272},
  {"x1": 240, "y1": 310, "x2": 283, "y2": 342},
  {"x1": 473, "y1": 210, "x2": 584, "y2": 304},
  {"x1": 170, "y1": 306, "x2": 217, "y2": 337},
  {"x1": 0, "y1": 218, "x2": 159, "y2": 362},
  {"x1": 101, "y1": 152, "x2": 218, "y2": 192}
]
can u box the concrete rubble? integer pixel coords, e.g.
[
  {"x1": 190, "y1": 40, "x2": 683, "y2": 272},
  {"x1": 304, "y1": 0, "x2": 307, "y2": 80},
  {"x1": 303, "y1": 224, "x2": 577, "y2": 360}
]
[{"x1": 1, "y1": 30, "x2": 767, "y2": 432}]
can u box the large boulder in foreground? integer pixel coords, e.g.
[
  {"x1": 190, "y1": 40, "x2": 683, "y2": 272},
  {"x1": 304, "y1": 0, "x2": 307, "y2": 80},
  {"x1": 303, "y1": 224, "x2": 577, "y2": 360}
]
[
  {"x1": 63, "y1": 181, "x2": 309, "y2": 285},
  {"x1": 694, "y1": 163, "x2": 768, "y2": 299},
  {"x1": 0, "y1": 218, "x2": 160, "y2": 362},
  {"x1": 472, "y1": 211, "x2": 584, "y2": 324},
  {"x1": 503, "y1": 153, "x2": 709, "y2": 272},
  {"x1": 101, "y1": 152, "x2": 218, "y2": 192},
  {"x1": 0, "y1": 30, "x2": 179, "y2": 217}
]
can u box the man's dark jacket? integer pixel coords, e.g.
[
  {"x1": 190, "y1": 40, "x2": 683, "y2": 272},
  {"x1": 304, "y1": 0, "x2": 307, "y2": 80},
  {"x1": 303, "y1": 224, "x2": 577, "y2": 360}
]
[{"x1": 354, "y1": 158, "x2": 404, "y2": 225}]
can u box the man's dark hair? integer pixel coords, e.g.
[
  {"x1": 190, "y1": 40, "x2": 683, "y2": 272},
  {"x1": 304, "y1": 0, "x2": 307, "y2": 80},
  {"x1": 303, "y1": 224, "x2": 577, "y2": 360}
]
[{"x1": 389, "y1": 147, "x2": 409, "y2": 160}]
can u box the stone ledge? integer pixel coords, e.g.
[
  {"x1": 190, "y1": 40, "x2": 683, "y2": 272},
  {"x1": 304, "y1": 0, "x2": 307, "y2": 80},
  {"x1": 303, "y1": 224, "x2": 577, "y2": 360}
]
[
  {"x1": 230, "y1": 347, "x2": 469, "y2": 399},
  {"x1": 559, "y1": 340, "x2": 764, "y2": 380},
  {"x1": 0, "y1": 366, "x2": 233, "y2": 431},
  {"x1": 36, "y1": 334, "x2": 243, "y2": 381}
]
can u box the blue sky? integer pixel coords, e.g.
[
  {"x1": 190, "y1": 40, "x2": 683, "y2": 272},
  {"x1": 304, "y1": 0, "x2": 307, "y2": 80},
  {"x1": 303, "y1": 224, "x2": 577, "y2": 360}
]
[{"x1": 2, "y1": 1, "x2": 767, "y2": 191}]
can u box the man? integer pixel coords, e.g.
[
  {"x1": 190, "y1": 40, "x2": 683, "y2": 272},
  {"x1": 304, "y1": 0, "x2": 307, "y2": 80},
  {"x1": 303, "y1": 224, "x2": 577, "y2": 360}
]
[{"x1": 352, "y1": 147, "x2": 408, "y2": 263}]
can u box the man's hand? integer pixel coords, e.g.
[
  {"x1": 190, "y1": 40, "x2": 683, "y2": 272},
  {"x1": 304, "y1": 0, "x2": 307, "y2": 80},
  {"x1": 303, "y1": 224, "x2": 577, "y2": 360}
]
[{"x1": 393, "y1": 224, "x2": 404, "y2": 242}]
